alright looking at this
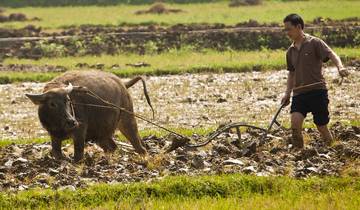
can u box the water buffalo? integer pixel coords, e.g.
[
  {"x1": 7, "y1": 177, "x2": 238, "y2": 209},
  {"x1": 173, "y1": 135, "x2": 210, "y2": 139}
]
[{"x1": 26, "y1": 70, "x2": 154, "y2": 162}]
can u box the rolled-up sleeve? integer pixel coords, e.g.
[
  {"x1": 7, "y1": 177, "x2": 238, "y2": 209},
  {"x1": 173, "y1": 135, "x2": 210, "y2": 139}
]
[{"x1": 314, "y1": 38, "x2": 332, "y2": 62}]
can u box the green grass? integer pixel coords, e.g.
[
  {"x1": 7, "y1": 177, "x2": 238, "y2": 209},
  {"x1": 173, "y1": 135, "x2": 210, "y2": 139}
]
[
  {"x1": 1, "y1": 0, "x2": 360, "y2": 29},
  {"x1": 0, "y1": 174, "x2": 359, "y2": 209},
  {"x1": 3, "y1": 48, "x2": 287, "y2": 71},
  {"x1": 2, "y1": 47, "x2": 359, "y2": 83},
  {"x1": 0, "y1": 71, "x2": 59, "y2": 84},
  {"x1": 0, "y1": 137, "x2": 49, "y2": 147},
  {"x1": 81, "y1": 192, "x2": 360, "y2": 210}
]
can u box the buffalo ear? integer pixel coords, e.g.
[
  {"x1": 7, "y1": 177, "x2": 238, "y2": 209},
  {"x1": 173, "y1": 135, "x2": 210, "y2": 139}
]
[{"x1": 25, "y1": 93, "x2": 46, "y2": 105}]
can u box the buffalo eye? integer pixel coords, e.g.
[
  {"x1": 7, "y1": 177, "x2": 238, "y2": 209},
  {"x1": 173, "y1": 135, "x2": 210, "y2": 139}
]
[{"x1": 49, "y1": 101, "x2": 58, "y2": 109}]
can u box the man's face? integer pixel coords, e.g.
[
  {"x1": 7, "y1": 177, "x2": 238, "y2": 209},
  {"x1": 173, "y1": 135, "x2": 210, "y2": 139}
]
[{"x1": 284, "y1": 21, "x2": 302, "y2": 41}]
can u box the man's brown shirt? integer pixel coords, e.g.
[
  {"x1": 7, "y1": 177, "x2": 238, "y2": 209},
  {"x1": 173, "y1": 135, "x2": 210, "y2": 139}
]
[{"x1": 286, "y1": 34, "x2": 332, "y2": 95}]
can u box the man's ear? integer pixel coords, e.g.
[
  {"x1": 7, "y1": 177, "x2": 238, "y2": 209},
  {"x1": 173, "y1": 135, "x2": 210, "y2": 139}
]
[{"x1": 25, "y1": 93, "x2": 46, "y2": 105}]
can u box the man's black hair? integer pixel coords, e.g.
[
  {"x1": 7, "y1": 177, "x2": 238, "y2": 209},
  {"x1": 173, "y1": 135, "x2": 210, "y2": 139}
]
[{"x1": 283, "y1": 14, "x2": 304, "y2": 29}]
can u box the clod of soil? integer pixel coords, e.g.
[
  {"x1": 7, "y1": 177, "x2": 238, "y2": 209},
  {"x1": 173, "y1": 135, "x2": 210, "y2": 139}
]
[
  {"x1": 125, "y1": 62, "x2": 151, "y2": 68},
  {"x1": 0, "y1": 25, "x2": 41, "y2": 38},
  {"x1": 312, "y1": 16, "x2": 360, "y2": 26},
  {"x1": 229, "y1": 0, "x2": 263, "y2": 7},
  {"x1": 0, "y1": 64, "x2": 67, "y2": 73},
  {"x1": 135, "y1": 3, "x2": 184, "y2": 15},
  {"x1": 1, "y1": 18, "x2": 358, "y2": 59},
  {"x1": 0, "y1": 68, "x2": 358, "y2": 140},
  {"x1": 0, "y1": 13, "x2": 39, "y2": 23},
  {"x1": 0, "y1": 122, "x2": 359, "y2": 192}
]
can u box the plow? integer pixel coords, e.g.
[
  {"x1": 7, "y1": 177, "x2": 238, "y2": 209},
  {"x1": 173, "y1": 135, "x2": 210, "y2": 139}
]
[
  {"x1": 69, "y1": 79, "x2": 349, "y2": 154},
  {"x1": 164, "y1": 103, "x2": 286, "y2": 153}
]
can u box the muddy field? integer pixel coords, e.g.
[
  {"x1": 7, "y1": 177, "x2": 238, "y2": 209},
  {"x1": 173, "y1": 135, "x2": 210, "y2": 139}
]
[
  {"x1": 0, "y1": 67, "x2": 359, "y2": 139},
  {"x1": 0, "y1": 115, "x2": 359, "y2": 192},
  {"x1": 1, "y1": 17, "x2": 359, "y2": 38},
  {"x1": 1, "y1": 18, "x2": 359, "y2": 59},
  {"x1": 0, "y1": 66, "x2": 359, "y2": 191}
]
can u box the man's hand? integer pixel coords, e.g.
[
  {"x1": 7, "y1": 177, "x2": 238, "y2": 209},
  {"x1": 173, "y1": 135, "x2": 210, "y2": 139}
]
[
  {"x1": 338, "y1": 67, "x2": 350, "y2": 78},
  {"x1": 281, "y1": 93, "x2": 291, "y2": 106}
]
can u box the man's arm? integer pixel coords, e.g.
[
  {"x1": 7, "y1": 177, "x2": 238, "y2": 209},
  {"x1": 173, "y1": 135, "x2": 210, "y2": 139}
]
[
  {"x1": 285, "y1": 71, "x2": 295, "y2": 95},
  {"x1": 328, "y1": 51, "x2": 349, "y2": 78},
  {"x1": 281, "y1": 71, "x2": 295, "y2": 106},
  {"x1": 315, "y1": 38, "x2": 349, "y2": 78},
  {"x1": 282, "y1": 49, "x2": 295, "y2": 106}
]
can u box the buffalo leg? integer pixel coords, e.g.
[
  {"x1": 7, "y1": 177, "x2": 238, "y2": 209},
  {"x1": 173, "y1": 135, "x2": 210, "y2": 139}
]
[
  {"x1": 118, "y1": 114, "x2": 147, "y2": 155},
  {"x1": 98, "y1": 137, "x2": 117, "y2": 153},
  {"x1": 51, "y1": 137, "x2": 65, "y2": 160},
  {"x1": 72, "y1": 126, "x2": 87, "y2": 162}
]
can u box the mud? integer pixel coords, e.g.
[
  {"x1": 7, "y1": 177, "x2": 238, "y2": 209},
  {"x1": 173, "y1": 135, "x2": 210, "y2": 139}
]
[
  {"x1": 0, "y1": 63, "x2": 67, "y2": 73},
  {"x1": 135, "y1": 3, "x2": 184, "y2": 15},
  {"x1": 1, "y1": 17, "x2": 359, "y2": 59},
  {"x1": 0, "y1": 67, "x2": 358, "y2": 140},
  {"x1": 0, "y1": 122, "x2": 359, "y2": 192}
]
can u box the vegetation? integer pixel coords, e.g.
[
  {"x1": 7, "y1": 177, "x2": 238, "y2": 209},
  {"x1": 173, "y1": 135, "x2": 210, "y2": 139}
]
[
  {"x1": 0, "y1": 0, "x2": 223, "y2": 7},
  {"x1": 2, "y1": 47, "x2": 359, "y2": 83},
  {"x1": 0, "y1": 174, "x2": 359, "y2": 209},
  {"x1": 1, "y1": 1, "x2": 359, "y2": 29}
]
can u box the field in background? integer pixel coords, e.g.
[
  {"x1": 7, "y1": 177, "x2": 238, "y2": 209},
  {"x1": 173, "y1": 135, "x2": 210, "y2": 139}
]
[
  {"x1": 1, "y1": 0, "x2": 360, "y2": 29},
  {"x1": 1, "y1": 47, "x2": 359, "y2": 83}
]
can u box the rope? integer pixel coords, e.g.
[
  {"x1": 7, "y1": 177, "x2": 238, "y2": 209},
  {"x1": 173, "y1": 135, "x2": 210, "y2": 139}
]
[
  {"x1": 71, "y1": 88, "x2": 187, "y2": 139},
  {"x1": 70, "y1": 86, "x2": 283, "y2": 150}
]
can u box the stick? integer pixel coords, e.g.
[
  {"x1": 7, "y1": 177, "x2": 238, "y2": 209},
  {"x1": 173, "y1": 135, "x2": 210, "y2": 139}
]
[{"x1": 292, "y1": 81, "x2": 325, "y2": 91}]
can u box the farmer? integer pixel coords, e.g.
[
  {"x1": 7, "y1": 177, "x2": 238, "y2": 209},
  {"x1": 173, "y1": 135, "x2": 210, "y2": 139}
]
[{"x1": 280, "y1": 14, "x2": 349, "y2": 149}]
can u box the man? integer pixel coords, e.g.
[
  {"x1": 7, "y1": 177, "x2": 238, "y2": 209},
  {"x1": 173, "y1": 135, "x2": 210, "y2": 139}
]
[{"x1": 281, "y1": 14, "x2": 349, "y2": 149}]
